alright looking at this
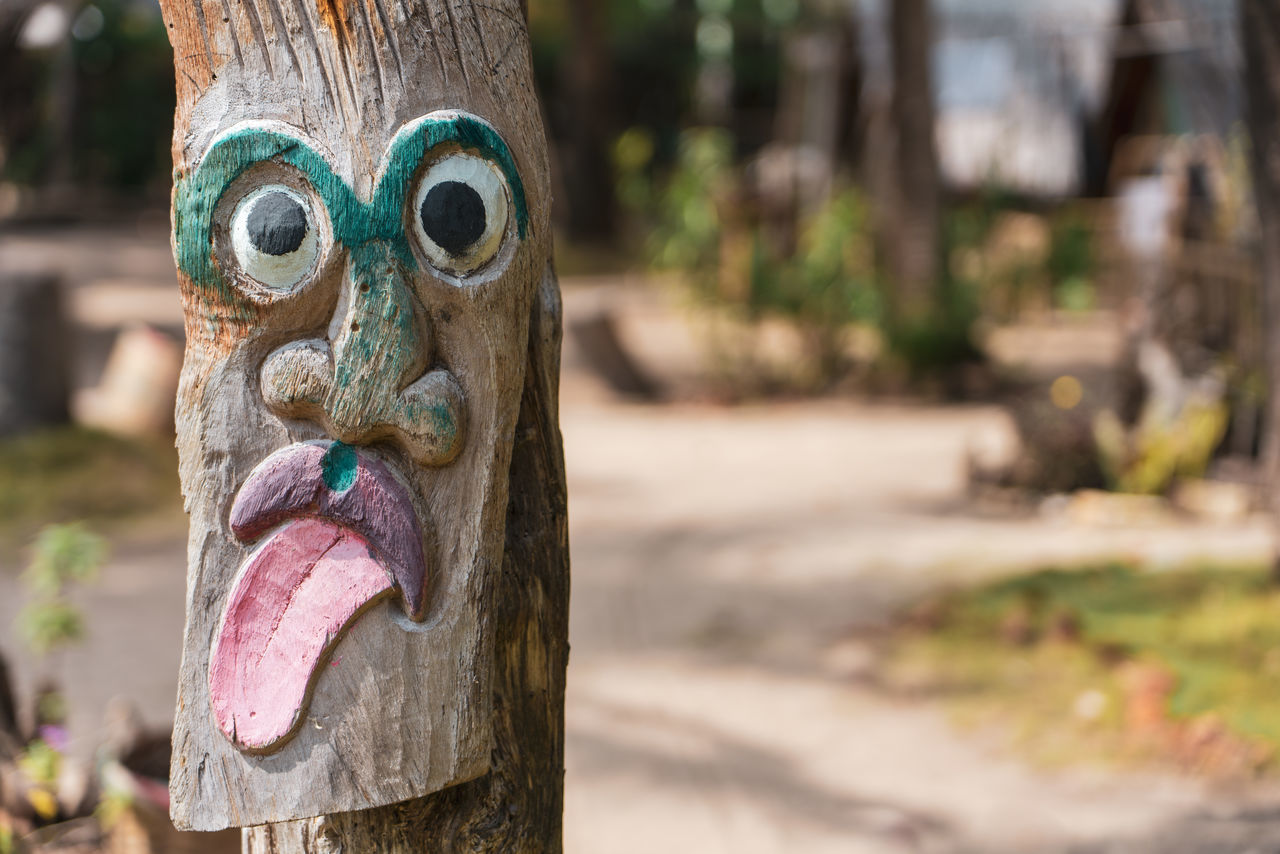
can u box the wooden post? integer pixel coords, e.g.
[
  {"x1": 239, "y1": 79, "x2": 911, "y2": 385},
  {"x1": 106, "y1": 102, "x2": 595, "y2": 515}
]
[{"x1": 156, "y1": 1, "x2": 567, "y2": 850}]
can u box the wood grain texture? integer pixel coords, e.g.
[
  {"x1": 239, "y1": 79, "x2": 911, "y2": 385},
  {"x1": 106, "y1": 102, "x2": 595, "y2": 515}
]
[{"x1": 159, "y1": 0, "x2": 564, "y2": 838}]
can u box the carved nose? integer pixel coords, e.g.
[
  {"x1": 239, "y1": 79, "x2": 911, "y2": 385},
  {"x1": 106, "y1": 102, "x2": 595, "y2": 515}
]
[{"x1": 260, "y1": 243, "x2": 466, "y2": 466}]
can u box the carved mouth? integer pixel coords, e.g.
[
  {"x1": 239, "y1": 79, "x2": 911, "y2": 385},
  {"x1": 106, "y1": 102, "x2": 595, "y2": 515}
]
[{"x1": 209, "y1": 441, "x2": 429, "y2": 753}]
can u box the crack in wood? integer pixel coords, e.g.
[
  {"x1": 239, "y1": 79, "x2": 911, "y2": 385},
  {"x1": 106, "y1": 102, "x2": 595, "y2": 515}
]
[
  {"x1": 368, "y1": 0, "x2": 406, "y2": 87},
  {"x1": 241, "y1": 0, "x2": 277, "y2": 78},
  {"x1": 219, "y1": 0, "x2": 245, "y2": 67},
  {"x1": 441, "y1": 0, "x2": 472, "y2": 88},
  {"x1": 288, "y1": 0, "x2": 338, "y2": 111}
]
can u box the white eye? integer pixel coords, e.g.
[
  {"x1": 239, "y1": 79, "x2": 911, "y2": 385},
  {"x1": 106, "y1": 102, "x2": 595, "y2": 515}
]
[
  {"x1": 230, "y1": 185, "x2": 321, "y2": 291},
  {"x1": 412, "y1": 153, "x2": 509, "y2": 276}
]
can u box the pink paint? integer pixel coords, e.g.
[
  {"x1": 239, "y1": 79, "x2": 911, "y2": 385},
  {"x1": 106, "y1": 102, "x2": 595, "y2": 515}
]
[
  {"x1": 209, "y1": 517, "x2": 394, "y2": 752},
  {"x1": 230, "y1": 442, "x2": 429, "y2": 619}
]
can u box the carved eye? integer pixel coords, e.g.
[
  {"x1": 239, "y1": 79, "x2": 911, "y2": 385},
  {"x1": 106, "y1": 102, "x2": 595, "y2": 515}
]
[
  {"x1": 230, "y1": 186, "x2": 322, "y2": 291},
  {"x1": 412, "y1": 153, "x2": 510, "y2": 276}
]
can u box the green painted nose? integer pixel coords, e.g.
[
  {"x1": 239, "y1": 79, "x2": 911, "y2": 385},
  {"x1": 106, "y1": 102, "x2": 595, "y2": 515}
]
[{"x1": 325, "y1": 242, "x2": 431, "y2": 442}]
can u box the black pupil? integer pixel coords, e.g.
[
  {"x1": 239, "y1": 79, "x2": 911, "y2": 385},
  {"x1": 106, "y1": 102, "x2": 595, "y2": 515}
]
[
  {"x1": 420, "y1": 181, "x2": 486, "y2": 255},
  {"x1": 247, "y1": 192, "x2": 308, "y2": 256}
]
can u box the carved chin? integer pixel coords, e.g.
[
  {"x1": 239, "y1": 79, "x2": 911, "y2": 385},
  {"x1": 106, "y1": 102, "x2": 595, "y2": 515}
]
[{"x1": 209, "y1": 441, "x2": 431, "y2": 753}]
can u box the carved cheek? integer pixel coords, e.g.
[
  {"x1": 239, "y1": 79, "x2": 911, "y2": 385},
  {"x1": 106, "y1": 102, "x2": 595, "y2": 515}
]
[{"x1": 391, "y1": 369, "x2": 467, "y2": 467}]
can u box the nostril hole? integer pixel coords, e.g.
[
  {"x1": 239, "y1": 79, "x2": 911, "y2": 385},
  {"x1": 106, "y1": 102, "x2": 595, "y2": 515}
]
[
  {"x1": 359, "y1": 282, "x2": 369, "y2": 293},
  {"x1": 350, "y1": 322, "x2": 359, "y2": 332}
]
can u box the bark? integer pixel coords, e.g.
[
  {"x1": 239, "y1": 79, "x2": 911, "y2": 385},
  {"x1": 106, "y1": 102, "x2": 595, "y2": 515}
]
[
  {"x1": 1243, "y1": 0, "x2": 1280, "y2": 578},
  {"x1": 887, "y1": 0, "x2": 940, "y2": 322}
]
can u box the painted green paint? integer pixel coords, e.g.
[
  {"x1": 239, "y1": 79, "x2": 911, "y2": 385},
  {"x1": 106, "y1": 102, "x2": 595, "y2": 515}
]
[
  {"x1": 401, "y1": 396, "x2": 456, "y2": 440},
  {"x1": 320, "y1": 441, "x2": 358, "y2": 492},
  {"x1": 173, "y1": 112, "x2": 529, "y2": 305},
  {"x1": 325, "y1": 241, "x2": 426, "y2": 434}
]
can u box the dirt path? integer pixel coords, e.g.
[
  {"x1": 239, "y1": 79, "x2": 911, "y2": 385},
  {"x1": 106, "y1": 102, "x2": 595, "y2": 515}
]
[{"x1": 558, "y1": 393, "x2": 1274, "y2": 854}]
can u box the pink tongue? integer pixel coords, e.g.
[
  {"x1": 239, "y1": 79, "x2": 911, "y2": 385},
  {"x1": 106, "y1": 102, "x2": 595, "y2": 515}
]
[{"x1": 209, "y1": 517, "x2": 394, "y2": 752}]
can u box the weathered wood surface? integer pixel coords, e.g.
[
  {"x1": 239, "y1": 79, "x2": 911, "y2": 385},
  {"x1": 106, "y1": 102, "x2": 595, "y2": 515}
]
[{"x1": 158, "y1": 0, "x2": 566, "y2": 841}]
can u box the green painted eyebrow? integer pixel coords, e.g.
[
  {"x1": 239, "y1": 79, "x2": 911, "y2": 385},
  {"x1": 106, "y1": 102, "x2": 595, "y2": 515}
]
[
  {"x1": 173, "y1": 112, "x2": 528, "y2": 302},
  {"x1": 376, "y1": 112, "x2": 529, "y2": 240}
]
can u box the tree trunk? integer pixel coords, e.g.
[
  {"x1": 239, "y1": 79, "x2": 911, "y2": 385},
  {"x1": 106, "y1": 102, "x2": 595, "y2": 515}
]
[
  {"x1": 558, "y1": 0, "x2": 618, "y2": 243},
  {"x1": 1243, "y1": 0, "x2": 1280, "y2": 579},
  {"x1": 157, "y1": 0, "x2": 568, "y2": 848},
  {"x1": 887, "y1": 0, "x2": 940, "y2": 323}
]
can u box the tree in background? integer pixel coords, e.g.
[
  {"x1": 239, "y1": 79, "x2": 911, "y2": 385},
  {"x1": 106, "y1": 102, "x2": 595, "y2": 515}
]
[
  {"x1": 558, "y1": 0, "x2": 619, "y2": 242},
  {"x1": 886, "y1": 0, "x2": 941, "y2": 327},
  {"x1": 0, "y1": 0, "x2": 173, "y2": 206},
  {"x1": 1243, "y1": 0, "x2": 1280, "y2": 577}
]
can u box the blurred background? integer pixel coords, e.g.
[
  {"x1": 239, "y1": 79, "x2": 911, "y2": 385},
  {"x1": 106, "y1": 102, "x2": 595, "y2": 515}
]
[{"x1": 4, "y1": 0, "x2": 1280, "y2": 851}]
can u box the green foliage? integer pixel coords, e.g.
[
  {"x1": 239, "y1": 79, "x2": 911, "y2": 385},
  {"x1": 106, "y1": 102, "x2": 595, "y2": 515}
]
[
  {"x1": 1047, "y1": 212, "x2": 1095, "y2": 311},
  {"x1": 1094, "y1": 399, "x2": 1229, "y2": 495},
  {"x1": 746, "y1": 193, "x2": 882, "y2": 383},
  {"x1": 875, "y1": 201, "x2": 988, "y2": 376},
  {"x1": 19, "y1": 602, "x2": 85, "y2": 659},
  {"x1": 944, "y1": 193, "x2": 1098, "y2": 321},
  {"x1": 881, "y1": 279, "x2": 983, "y2": 376},
  {"x1": 73, "y1": 0, "x2": 175, "y2": 189},
  {"x1": 646, "y1": 128, "x2": 734, "y2": 279},
  {"x1": 1046, "y1": 214, "x2": 1093, "y2": 281},
  {"x1": 633, "y1": 127, "x2": 881, "y2": 388},
  {"x1": 746, "y1": 191, "x2": 880, "y2": 329},
  {"x1": 18, "y1": 523, "x2": 105, "y2": 657},
  {"x1": 530, "y1": 0, "x2": 794, "y2": 183},
  {"x1": 612, "y1": 127, "x2": 657, "y2": 215},
  {"x1": 891, "y1": 563, "x2": 1280, "y2": 771},
  {"x1": 94, "y1": 786, "x2": 135, "y2": 831},
  {"x1": 15, "y1": 737, "x2": 64, "y2": 820},
  {"x1": 23, "y1": 523, "x2": 105, "y2": 596},
  {"x1": 17, "y1": 738, "x2": 61, "y2": 790}
]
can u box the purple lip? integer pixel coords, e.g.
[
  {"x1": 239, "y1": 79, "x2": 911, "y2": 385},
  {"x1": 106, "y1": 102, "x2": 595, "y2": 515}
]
[{"x1": 229, "y1": 442, "x2": 429, "y2": 620}]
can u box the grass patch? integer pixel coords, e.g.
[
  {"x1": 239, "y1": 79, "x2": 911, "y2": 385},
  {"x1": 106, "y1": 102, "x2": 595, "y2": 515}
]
[
  {"x1": 0, "y1": 427, "x2": 181, "y2": 556},
  {"x1": 887, "y1": 563, "x2": 1280, "y2": 777}
]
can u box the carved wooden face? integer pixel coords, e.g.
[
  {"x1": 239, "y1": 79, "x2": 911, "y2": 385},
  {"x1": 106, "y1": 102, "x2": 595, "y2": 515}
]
[{"x1": 162, "y1": 0, "x2": 550, "y2": 831}]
